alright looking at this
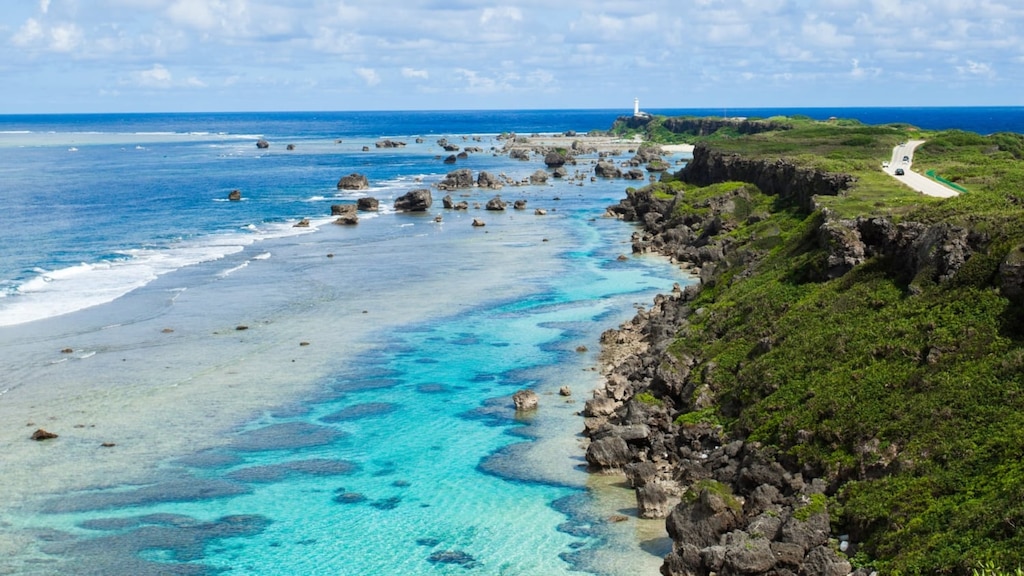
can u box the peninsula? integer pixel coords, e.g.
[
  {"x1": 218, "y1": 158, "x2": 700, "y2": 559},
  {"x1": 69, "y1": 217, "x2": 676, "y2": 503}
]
[{"x1": 587, "y1": 114, "x2": 1024, "y2": 575}]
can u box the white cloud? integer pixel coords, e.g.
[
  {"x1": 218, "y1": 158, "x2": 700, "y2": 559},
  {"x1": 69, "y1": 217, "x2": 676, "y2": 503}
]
[
  {"x1": 11, "y1": 18, "x2": 82, "y2": 53},
  {"x1": 48, "y1": 24, "x2": 83, "y2": 52},
  {"x1": 481, "y1": 7, "x2": 523, "y2": 25},
  {"x1": 39, "y1": 0, "x2": 51, "y2": 14},
  {"x1": 136, "y1": 64, "x2": 173, "y2": 87},
  {"x1": 355, "y1": 67, "x2": 380, "y2": 86},
  {"x1": 402, "y1": 67, "x2": 429, "y2": 80},
  {"x1": 956, "y1": 60, "x2": 995, "y2": 78},
  {"x1": 12, "y1": 19, "x2": 44, "y2": 47}
]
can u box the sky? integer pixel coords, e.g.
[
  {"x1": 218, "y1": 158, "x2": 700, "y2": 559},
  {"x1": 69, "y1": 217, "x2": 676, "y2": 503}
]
[{"x1": 1, "y1": 0, "x2": 1022, "y2": 113}]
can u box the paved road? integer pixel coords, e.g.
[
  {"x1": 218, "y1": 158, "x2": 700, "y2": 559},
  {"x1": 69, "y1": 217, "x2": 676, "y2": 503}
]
[{"x1": 883, "y1": 140, "x2": 959, "y2": 198}]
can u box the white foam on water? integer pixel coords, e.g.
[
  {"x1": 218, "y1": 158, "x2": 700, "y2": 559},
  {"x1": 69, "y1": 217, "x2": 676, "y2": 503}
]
[{"x1": 0, "y1": 220, "x2": 328, "y2": 327}]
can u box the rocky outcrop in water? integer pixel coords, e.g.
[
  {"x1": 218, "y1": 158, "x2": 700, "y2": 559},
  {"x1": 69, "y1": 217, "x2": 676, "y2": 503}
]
[
  {"x1": 394, "y1": 189, "x2": 432, "y2": 212},
  {"x1": 337, "y1": 173, "x2": 369, "y2": 190}
]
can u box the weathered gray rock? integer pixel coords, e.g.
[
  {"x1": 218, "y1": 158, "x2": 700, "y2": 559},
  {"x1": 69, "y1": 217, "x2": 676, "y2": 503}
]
[
  {"x1": 477, "y1": 171, "x2": 502, "y2": 189},
  {"x1": 721, "y1": 532, "x2": 776, "y2": 574},
  {"x1": 485, "y1": 196, "x2": 507, "y2": 211},
  {"x1": 512, "y1": 389, "x2": 539, "y2": 411},
  {"x1": 331, "y1": 204, "x2": 357, "y2": 216},
  {"x1": 544, "y1": 151, "x2": 567, "y2": 167},
  {"x1": 394, "y1": 189, "x2": 432, "y2": 212},
  {"x1": 800, "y1": 545, "x2": 852, "y2": 576},
  {"x1": 595, "y1": 161, "x2": 622, "y2": 178},
  {"x1": 438, "y1": 168, "x2": 474, "y2": 190},
  {"x1": 227, "y1": 189, "x2": 242, "y2": 201},
  {"x1": 375, "y1": 139, "x2": 406, "y2": 148},
  {"x1": 665, "y1": 487, "x2": 743, "y2": 549},
  {"x1": 636, "y1": 483, "x2": 673, "y2": 519},
  {"x1": 529, "y1": 170, "x2": 549, "y2": 184},
  {"x1": 357, "y1": 197, "x2": 379, "y2": 212},
  {"x1": 585, "y1": 436, "x2": 631, "y2": 469},
  {"x1": 513, "y1": 199, "x2": 528, "y2": 210},
  {"x1": 256, "y1": 139, "x2": 269, "y2": 149},
  {"x1": 337, "y1": 173, "x2": 369, "y2": 190}
]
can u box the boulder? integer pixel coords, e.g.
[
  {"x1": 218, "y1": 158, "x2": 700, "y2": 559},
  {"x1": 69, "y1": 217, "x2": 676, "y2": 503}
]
[
  {"x1": 256, "y1": 139, "x2": 269, "y2": 149},
  {"x1": 477, "y1": 171, "x2": 502, "y2": 189},
  {"x1": 509, "y1": 149, "x2": 530, "y2": 161},
  {"x1": 558, "y1": 385, "x2": 572, "y2": 396},
  {"x1": 485, "y1": 196, "x2": 507, "y2": 211},
  {"x1": 529, "y1": 170, "x2": 549, "y2": 184},
  {"x1": 394, "y1": 189, "x2": 433, "y2": 212},
  {"x1": 553, "y1": 167, "x2": 568, "y2": 179},
  {"x1": 334, "y1": 214, "x2": 358, "y2": 225},
  {"x1": 227, "y1": 189, "x2": 242, "y2": 201},
  {"x1": 595, "y1": 161, "x2": 622, "y2": 178},
  {"x1": 665, "y1": 486, "x2": 743, "y2": 549},
  {"x1": 438, "y1": 168, "x2": 474, "y2": 190},
  {"x1": 513, "y1": 199, "x2": 528, "y2": 210},
  {"x1": 331, "y1": 204, "x2": 357, "y2": 216},
  {"x1": 471, "y1": 218, "x2": 486, "y2": 227},
  {"x1": 544, "y1": 151, "x2": 567, "y2": 167},
  {"x1": 443, "y1": 154, "x2": 457, "y2": 164},
  {"x1": 337, "y1": 173, "x2": 369, "y2": 190},
  {"x1": 636, "y1": 483, "x2": 673, "y2": 519},
  {"x1": 534, "y1": 208, "x2": 548, "y2": 216},
  {"x1": 585, "y1": 436, "x2": 631, "y2": 469},
  {"x1": 512, "y1": 389, "x2": 539, "y2": 411},
  {"x1": 357, "y1": 197, "x2": 379, "y2": 212},
  {"x1": 31, "y1": 428, "x2": 58, "y2": 441},
  {"x1": 293, "y1": 218, "x2": 311, "y2": 228},
  {"x1": 286, "y1": 144, "x2": 295, "y2": 151},
  {"x1": 800, "y1": 545, "x2": 853, "y2": 576},
  {"x1": 375, "y1": 139, "x2": 406, "y2": 148}
]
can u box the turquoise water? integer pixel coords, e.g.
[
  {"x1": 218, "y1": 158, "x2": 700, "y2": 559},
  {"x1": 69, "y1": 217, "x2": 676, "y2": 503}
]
[{"x1": 0, "y1": 110, "x2": 690, "y2": 575}]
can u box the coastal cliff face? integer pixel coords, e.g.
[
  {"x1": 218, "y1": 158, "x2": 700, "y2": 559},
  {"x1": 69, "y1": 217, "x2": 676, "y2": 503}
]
[
  {"x1": 591, "y1": 146, "x2": 1024, "y2": 575},
  {"x1": 681, "y1": 143, "x2": 855, "y2": 212}
]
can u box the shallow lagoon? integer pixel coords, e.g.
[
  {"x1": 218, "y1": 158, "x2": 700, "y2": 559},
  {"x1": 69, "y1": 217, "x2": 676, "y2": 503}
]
[{"x1": 0, "y1": 113, "x2": 691, "y2": 575}]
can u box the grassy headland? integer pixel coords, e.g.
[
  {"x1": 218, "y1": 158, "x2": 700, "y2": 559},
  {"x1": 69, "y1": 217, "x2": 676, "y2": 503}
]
[{"x1": 612, "y1": 115, "x2": 1024, "y2": 574}]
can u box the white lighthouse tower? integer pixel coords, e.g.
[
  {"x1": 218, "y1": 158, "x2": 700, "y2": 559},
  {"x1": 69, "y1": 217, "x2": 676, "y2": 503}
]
[{"x1": 633, "y1": 97, "x2": 640, "y2": 117}]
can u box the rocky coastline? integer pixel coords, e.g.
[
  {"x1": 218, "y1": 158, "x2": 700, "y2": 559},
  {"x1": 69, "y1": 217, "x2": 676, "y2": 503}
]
[{"x1": 583, "y1": 143, "x2": 871, "y2": 576}]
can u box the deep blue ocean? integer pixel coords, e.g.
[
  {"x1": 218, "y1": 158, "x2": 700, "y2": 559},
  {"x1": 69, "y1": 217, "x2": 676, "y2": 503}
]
[{"x1": 0, "y1": 107, "x2": 1020, "y2": 575}]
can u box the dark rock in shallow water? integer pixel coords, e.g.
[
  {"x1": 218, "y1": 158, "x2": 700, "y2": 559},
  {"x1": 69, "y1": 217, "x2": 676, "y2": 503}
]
[
  {"x1": 226, "y1": 459, "x2": 359, "y2": 483},
  {"x1": 370, "y1": 496, "x2": 402, "y2": 510},
  {"x1": 174, "y1": 451, "x2": 243, "y2": 469},
  {"x1": 41, "y1": 478, "x2": 251, "y2": 513},
  {"x1": 337, "y1": 172, "x2": 369, "y2": 190},
  {"x1": 333, "y1": 489, "x2": 368, "y2": 504},
  {"x1": 231, "y1": 422, "x2": 343, "y2": 452},
  {"x1": 416, "y1": 537, "x2": 441, "y2": 547},
  {"x1": 512, "y1": 389, "x2": 539, "y2": 411},
  {"x1": 320, "y1": 402, "x2": 397, "y2": 422},
  {"x1": 427, "y1": 550, "x2": 478, "y2": 567},
  {"x1": 394, "y1": 188, "x2": 433, "y2": 212},
  {"x1": 585, "y1": 436, "x2": 631, "y2": 469},
  {"x1": 42, "y1": 513, "x2": 270, "y2": 575},
  {"x1": 31, "y1": 428, "x2": 58, "y2": 440},
  {"x1": 357, "y1": 197, "x2": 379, "y2": 211}
]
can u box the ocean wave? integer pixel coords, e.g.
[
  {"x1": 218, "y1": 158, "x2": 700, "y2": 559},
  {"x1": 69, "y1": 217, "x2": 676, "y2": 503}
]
[{"x1": 0, "y1": 221, "x2": 324, "y2": 328}]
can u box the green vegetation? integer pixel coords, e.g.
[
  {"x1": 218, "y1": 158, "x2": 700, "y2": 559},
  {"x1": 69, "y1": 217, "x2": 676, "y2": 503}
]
[
  {"x1": 792, "y1": 493, "x2": 828, "y2": 522},
  {"x1": 635, "y1": 390, "x2": 664, "y2": 406},
  {"x1": 640, "y1": 116, "x2": 1024, "y2": 574}
]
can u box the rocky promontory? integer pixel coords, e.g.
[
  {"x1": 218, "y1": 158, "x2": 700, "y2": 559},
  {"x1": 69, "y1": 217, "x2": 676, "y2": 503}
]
[{"x1": 587, "y1": 123, "x2": 1024, "y2": 575}]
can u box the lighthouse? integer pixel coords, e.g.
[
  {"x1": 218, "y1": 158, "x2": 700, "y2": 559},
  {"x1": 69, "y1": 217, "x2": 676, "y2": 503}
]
[{"x1": 634, "y1": 97, "x2": 640, "y2": 117}]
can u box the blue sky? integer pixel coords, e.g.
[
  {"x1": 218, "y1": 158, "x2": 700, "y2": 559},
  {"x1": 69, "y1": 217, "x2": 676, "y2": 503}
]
[{"x1": 2, "y1": 0, "x2": 1022, "y2": 113}]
